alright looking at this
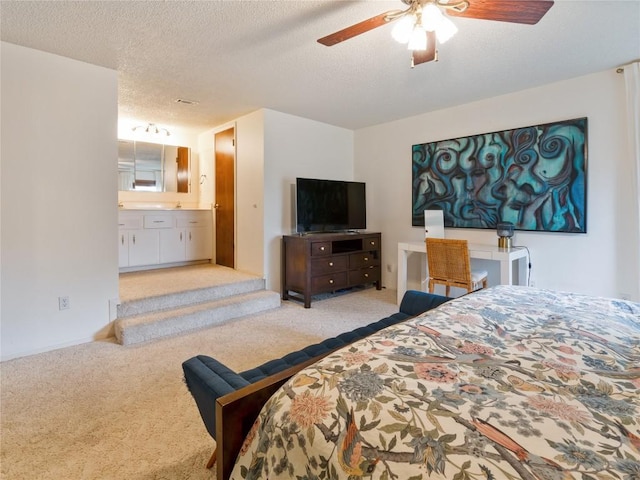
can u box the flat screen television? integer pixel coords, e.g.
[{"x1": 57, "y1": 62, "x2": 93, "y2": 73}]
[{"x1": 296, "y1": 177, "x2": 366, "y2": 233}]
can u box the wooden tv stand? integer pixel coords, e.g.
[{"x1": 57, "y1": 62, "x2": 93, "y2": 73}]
[{"x1": 282, "y1": 232, "x2": 381, "y2": 308}]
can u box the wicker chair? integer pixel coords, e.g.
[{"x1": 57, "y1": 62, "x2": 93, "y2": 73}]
[{"x1": 425, "y1": 238, "x2": 488, "y2": 296}]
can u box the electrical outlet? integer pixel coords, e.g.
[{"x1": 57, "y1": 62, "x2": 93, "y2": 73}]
[{"x1": 58, "y1": 296, "x2": 70, "y2": 310}]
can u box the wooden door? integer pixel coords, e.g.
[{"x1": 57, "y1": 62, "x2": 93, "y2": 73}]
[
  {"x1": 176, "y1": 147, "x2": 189, "y2": 193},
  {"x1": 215, "y1": 127, "x2": 235, "y2": 268}
]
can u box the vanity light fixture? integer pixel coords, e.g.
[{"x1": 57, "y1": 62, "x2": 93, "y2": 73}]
[{"x1": 132, "y1": 123, "x2": 171, "y2": 137}]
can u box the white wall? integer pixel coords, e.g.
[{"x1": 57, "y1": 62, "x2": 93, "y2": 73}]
[
  {"x1": 196, "y1": 116, "x2": 266, "y2": 277},
  {"x1": 198, "y1": 109, "x2": 353, "y2": 292},
  {"x1": 1, "y1": 42, "x2": 120, "y2": 360},
  {"x1": 236, "y1": 111, "x2": 265, "y2": 277},
  {"x1": 198, "y1": 109, "x2": 353, "y2": 291},
  {"x1": 356, "y1": 70, "x2": 639, "y2": 301},
  {"x1": 198, "y1": 129, "x2": 215, "y2": 207},
  {"x1": 263, "y1": 109, "x2": 354, "y2": 292}
]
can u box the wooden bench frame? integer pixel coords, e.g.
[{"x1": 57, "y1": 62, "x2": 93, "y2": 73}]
[{"x1": 215, "y1": 356, "x2": 323, "y2": 480}]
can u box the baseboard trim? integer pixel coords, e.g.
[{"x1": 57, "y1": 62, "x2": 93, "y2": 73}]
[{"x1": 0, "y1": 335, "x2": 104, "y2": 362}]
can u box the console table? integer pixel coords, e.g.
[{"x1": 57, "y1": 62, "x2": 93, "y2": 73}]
[
  {"x1": 397, "y1": 241, "x2": 529, "y2": 304},
  {"x1": 282, "y1": 232, "x2": 382, "y2": 308}
]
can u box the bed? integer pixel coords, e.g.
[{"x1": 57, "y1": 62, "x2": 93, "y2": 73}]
[{"x1": 229, "y1": 285, "x2": 639, "y2": 480}]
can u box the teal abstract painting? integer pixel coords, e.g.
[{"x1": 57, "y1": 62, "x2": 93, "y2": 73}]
[{"x1": 412, "y1": 117, "x2": 587, "y2": 233}]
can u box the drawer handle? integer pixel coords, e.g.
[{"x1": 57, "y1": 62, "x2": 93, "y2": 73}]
[
  {"x1": 320, "y1": 246, "x2": 325, "y2": 251},
  {"x1": 364, "y1": 273, "x2": 369, "y2": 278},
  {"x1": 329, "y1": 262, "x2": 334, "y2": 267},
  {"x1": 364, "y1": 257, "x2": 369, "y2": 261},
  {"x1": 132, "y1": 234, "x2": 136, "y2": 245},
  {"x1": 189, "y1": 232, "x2": 192, "y2": 241},
  {"x1": 189, "y1": 221, "x2": 198, "y2": 224},
  {"x1": 121, "y1": 235, "x2": 124, "y2": 245},
  {"x1": 153, "y1": 220, "x2": 165, "y2": 223},
  {"x1": 370, "y1": 241, "x2": 375, "y2": 245},
  {"x1": 329, "y1": 279, "x2": 334, "y2": 284},
  {"x1": 118, "y1": 223, "x2": 125, "y2": 227},
  {"x1": 180, "y1": 232, "x2": 183, "y2": 241}
]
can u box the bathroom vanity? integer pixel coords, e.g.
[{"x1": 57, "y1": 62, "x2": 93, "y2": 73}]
[{"x1": 118, "y1": 209, "x2": 212, "y2": 271}]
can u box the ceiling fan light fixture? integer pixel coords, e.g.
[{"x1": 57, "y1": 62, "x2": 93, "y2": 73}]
[
  {"x1": 421, "y1": 3, "x2": 444, "y2": 31},
  {"x1": 391, "y1": 14, "x2": 416, "y2": 43},
  {"x1": 407, "y1": 26, "x2": 427, "y2": 51},
  {"x1": 421, "y1": 3, "x2": 457, "y2": 43},
  {"x1": 317, "y1": 0, "x2": 552, "y2": 66},
  {"x1": 435, "y1": 15, "x2": 458, "y2": 43}
]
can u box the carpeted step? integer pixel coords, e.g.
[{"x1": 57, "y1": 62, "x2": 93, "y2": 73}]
[
  {"x1": 117, "y1": 277, "x2": 266, "y2": 318},
  {"x1": 115, "y1": 290, "x2": 281, "y2": 346}
]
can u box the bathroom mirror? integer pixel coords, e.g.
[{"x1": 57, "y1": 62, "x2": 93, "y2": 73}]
[{"x1": 118, "y1": 140, "x2": 190, "y2": 193}]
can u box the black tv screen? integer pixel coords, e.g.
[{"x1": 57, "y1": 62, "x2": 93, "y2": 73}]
[{"x1": 296, "y1": 178, "x2": 366, "y2": 233}]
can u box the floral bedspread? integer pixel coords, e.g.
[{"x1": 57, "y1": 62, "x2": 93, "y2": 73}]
[{"x1": 231, "y1": 286, "x2": 640, "y2": 480}]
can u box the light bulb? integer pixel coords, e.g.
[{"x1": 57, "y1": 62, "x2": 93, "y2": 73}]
[
  {"x1": 391, "y1": 14, "x2": 416, "y2": 44},
  {"x1": 421, "y1": 3, "x2": 444, "y2": 32},
  {"x1": 407, "y1": 26, "x2": 427, "y2": 51},
  {"x1": 435, "y1": 15, "x2": 458, "y2": 43}
]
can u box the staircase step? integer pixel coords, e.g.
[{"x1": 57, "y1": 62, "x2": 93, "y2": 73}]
[
  {"x1": 117, "y1": 277, "x2": 266, "y2": 318},
  {"x1": 115, "y1": 290, "x2": 281, "y2": 346}
]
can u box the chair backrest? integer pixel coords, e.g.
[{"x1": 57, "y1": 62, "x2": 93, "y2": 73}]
[{"x1": 425, "y1": 238, "x2": 472, "y2": 290}]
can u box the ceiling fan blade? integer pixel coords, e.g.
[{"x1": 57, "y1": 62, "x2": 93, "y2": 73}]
[
  {"x1": 412, "y1": 31, "x2": 437, "y2": 67},
  {"x1": 447, "y1": 0, "x2": 554, "y2": 25},
  {"x1": 317, "y1": 12, "x2": 392, "y2": 46}
]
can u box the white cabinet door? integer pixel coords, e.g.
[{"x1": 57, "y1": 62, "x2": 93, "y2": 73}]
[
  {"x1": 118, "y1": 210, "x2": 212, "y2": 271},
  {"x1": 160, "y1": 228, "x2": 186, "y2": 264},
  {"x1": 186, "y1": 227, "x2": 213, "y2": 261},
  {"x1": 118, "y1": 213, "x2": 143, "y2": 268},
  {"x1": 118, "y1": 231, "x2": 129, "y2": 268},
  {"x1": 178, "y1": 211, "x2": 212, "y2": 261},
  {"x1": 128, "y1": 230, "x2": 160, "y2": 267}
]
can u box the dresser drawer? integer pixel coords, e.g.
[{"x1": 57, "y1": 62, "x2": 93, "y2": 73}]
[
  {"x1": 310, "y1": 241, "x2": 332, "y2": 256},
  {"x1": 349, "y1": 267, "x2": 380, "y2": 285},
  {"x1": 349, "y1": 251, "x2": 379, "y2": 268},
  {"x1": 311, "y1": 272, "x2": 347, "y2": 291},
  {"x1": 311, "y1": 255, "x2": 348, "y2": 275},
  {"x1": 362, "y1": 236, "x2": 380, "y2": 251}
]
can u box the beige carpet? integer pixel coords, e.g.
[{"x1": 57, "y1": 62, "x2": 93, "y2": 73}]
[
  {"x1": 118, "y1": 264, "x2": 262, "y2": 303},
  {"x1": 0, "y1": 286, "x2": 399, "y2": 480}
]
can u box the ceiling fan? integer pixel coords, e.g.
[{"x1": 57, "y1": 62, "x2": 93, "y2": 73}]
[{"x1": 317, "y1": 0, "x2": 554, "y2": 67}]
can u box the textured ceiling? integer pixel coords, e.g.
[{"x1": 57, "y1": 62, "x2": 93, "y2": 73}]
[{"x1": 1, "y1": 1, "x2": 639, "y2": 133}]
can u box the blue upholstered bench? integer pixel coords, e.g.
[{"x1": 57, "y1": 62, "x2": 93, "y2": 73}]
[{"x1": 182, "y1": 290, "x2": 451, "y2": 471}]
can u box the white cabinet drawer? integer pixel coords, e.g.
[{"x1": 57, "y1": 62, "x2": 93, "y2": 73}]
[
  {"x1": 176, "y1": 211, "x2": 210, "y2": 228},
  {"x1": 118, "y1": 213, "x2": 143, "y2": 230},
  {"x1": 144, "y1": 215, "x2": 174, "y2": 229}
]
